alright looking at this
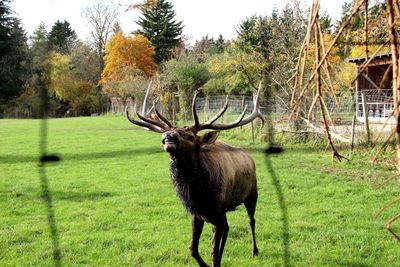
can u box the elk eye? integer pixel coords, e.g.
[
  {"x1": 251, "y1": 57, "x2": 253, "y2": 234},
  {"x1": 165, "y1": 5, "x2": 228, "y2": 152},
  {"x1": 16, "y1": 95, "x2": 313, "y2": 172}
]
[{"x1": 187, "y1": 136, "x2": 195, "y2": 142}]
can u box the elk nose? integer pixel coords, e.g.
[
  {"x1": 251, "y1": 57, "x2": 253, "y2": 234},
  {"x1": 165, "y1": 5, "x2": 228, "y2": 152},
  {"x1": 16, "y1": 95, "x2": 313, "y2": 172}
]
[{"x1": 162, "y1": 131, "x2": 176, "y2": 144}]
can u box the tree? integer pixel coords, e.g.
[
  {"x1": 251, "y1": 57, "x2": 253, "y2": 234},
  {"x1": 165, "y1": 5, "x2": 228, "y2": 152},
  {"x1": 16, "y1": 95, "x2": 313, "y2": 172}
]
[
  {"x1": 100, "y1": 32, "x2": 156, "y2": 85},
  {"x1": 193, "y1": 35, "x2": 219, "y2": 55},
  {"x1": 235, "y1": 16, "x2": 262, "y2": 53},
  {"x1": 70, "y1": 40, "x2": 100, "y2": 83},
  {"x1": 162, "y1": 53, "x2": 210, "y2": 119},
  {"x1": 136, "y1": 0, "x2": 183, "y2": 64},
  {"x1": 235, "y1": 2, "x2": 307, "y2": 96},
  {"x1": 46, "y1": 51, "x2": 100, "y2": 115},
  {"x1": 82, "y1": 0, "x2": 118, "y2": 79},
  {"x1": 112, "y1": 21, "x2": 122, "y2": 35},
  {"x1": 14, "y1": 22, "x2": 52, "y2": 118},
  {"x1": 320, "y1": 11, "x2": 333, "y2": 33},
  {"x1": 235, "y1": 2, "x2": 308, "y2": 145},
  {"x1": 48, "y1": 20, "x2": 77, "y2": 54},
  {"x1": 236, "y1": 14, "x2": 279, "y2": 93},
  {"x1": 0, "y1": 0, "x2": 12, "y2": 57},
  {"x1": 205, "y1": 47, "x2": 261, "y2": 96},
  {"x1": 215, "y1": 34, "x2": 226, "y2": 53},
  {"x1": 30, "y1": 23, "x2": 50, "y2": 69},
  {"x1": 100, "y1": 32, "x2": 156, "y2": 109},
  {"x1": 335, "y1": 1, "x2": 389, "y2": 59},
  {"x1": 102, "y1": 68, "x2": 150, "y2": 101},
  {"x1": 0, "y1": 0, "x2": 29, "y2": 108}
]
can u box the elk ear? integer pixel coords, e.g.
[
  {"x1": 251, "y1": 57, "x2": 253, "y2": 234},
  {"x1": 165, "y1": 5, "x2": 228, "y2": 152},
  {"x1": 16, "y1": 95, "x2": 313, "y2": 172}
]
[{"x1": 201, "y1": 131, "x2": 219, "y2": 144}]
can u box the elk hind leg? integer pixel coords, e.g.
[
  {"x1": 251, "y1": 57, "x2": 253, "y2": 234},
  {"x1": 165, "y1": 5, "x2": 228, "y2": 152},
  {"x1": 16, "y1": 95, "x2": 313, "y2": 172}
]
[
  {"x1": 190, "y1": 216, "x2": 209, "y2": 267},
  {"x1": 245, "y1": 195, "x2": 259, "y2": 256}
]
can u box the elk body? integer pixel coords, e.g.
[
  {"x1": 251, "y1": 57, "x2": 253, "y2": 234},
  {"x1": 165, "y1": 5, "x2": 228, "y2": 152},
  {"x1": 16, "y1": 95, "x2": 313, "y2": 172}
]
[{"x1": 126, "y1": 83, "x2": 263, "y2": 267}]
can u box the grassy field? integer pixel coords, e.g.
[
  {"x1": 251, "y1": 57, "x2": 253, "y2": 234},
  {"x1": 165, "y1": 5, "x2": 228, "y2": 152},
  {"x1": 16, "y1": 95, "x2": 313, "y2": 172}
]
[{"x1": 0, "y1": 116, "x2": 399, "y2": 266}]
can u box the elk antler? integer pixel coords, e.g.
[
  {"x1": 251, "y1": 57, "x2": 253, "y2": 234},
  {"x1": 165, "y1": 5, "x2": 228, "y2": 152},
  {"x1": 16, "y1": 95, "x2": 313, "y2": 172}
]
[
  {"x1": 126, "y1": 81, "x2": 172, "y2": 133},
  {"x1": 191, "y1": 81, "x2": 264, "y2": 133},
  {"x1": 142, "y1": 80, "x2": 153, "y2": 115}
]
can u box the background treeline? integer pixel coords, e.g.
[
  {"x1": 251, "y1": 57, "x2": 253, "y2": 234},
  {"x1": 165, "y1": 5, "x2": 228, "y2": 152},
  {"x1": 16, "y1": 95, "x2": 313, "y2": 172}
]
[{"x1": 0, "y1": 0, "x2": 388, "y2": 118}]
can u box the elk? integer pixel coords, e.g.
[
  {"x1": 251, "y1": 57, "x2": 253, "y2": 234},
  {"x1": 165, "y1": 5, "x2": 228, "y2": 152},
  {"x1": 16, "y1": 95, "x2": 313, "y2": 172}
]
[{"x1": 126, "y1": 83, "x2": 263, "y2": 267}]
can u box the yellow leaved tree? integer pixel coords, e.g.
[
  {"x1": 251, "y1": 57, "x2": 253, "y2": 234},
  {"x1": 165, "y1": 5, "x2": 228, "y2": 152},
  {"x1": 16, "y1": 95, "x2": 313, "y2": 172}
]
[
  {"x1": 101, "y1": 33, "x2": 156, "y2": 86},
  {"x1": 46, "y1": 51, "x2": 100, "y2": 114}
]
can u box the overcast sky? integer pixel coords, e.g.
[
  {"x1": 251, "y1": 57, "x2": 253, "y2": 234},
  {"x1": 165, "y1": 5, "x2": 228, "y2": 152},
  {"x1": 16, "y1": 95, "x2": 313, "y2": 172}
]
[{"x1": 11, "y1": 0, "x2": 346, "y2": 45}]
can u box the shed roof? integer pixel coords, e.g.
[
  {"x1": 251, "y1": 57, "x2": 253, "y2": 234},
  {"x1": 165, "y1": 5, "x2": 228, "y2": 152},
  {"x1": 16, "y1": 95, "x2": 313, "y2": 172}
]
[{"x1": 347, "y1": 52, "x2": 392, "y2": 63}]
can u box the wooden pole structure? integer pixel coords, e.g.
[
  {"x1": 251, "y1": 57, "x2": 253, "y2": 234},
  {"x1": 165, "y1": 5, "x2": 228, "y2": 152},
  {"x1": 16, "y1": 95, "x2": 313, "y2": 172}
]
[{"x1": 387, "y1": 0, "x2": 400, "y2": 173}]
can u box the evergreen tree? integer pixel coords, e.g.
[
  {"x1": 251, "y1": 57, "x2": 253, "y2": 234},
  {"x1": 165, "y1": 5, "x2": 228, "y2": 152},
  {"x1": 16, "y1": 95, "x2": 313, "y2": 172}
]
[
  {"x1": 136, "y1": 0, "x2": 183, "y2": 64},
  {"x1": 215, "y1": 34, "x2": 225, "y2": 53},
  {"x1": 30, "y1": 23, "x2": 50, "y2": 69},
  {"x1": 112, "y1": 21, "x2": 123, "y2": 35},
  {"x1": 0, "y1": 0, "x2": 12, "y2": 56},
  {"x1": 0, "y1": 0, "x2": 29, "y2": 106},
  {"x1": 48, "y1": 20, "x2": 77, "y2": 54},
  {"x1": 320, "y1": 11, "x2": 333, "y2": 33},
  {"x1": 235, "y1": 16, "x2": 261, "y2": 52}
]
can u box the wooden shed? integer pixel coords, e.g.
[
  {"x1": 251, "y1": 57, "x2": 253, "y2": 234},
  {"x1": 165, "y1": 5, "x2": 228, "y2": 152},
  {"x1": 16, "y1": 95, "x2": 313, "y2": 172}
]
[{"x1": 347, "y1": 52, "x2": 393, "y2": 122}]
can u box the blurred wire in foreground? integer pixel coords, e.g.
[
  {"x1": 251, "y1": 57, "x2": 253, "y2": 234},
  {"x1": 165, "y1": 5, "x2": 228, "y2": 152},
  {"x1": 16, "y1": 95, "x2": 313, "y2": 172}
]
[
  {"x1": 37, "y1": 69, "x2": 62, "y2": 267},
  {"x1": 265, "y1": 147, "x2": 289, "y2": 267}
]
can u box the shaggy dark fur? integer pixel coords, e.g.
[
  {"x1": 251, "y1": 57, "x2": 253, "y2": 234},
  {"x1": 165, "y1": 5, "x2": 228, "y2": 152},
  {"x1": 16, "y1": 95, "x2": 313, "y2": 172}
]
[{"x1": 170, "y1": 152, "x2": 222, "y2": 223}]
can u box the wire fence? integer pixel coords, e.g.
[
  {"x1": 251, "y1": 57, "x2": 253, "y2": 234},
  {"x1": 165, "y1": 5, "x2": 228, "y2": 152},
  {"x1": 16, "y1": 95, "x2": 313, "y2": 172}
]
[
  {"x1": 122, "y1": 94, "x2": 357, "y2": 121},
  {"x1": 3, "y1": 89, "x2": 395, "y2": 145}
]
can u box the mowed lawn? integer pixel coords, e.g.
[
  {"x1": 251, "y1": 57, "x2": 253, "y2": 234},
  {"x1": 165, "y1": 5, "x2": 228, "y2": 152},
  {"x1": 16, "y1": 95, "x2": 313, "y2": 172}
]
[{"x1": 0, "y1": 116, "x2": 399, "y2": 266}]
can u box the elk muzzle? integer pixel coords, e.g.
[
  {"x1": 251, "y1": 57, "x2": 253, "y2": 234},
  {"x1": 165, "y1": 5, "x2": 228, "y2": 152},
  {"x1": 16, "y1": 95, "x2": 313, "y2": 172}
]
[{"x1": 162, "y1": 131, "x2": 179, "y2": 152}]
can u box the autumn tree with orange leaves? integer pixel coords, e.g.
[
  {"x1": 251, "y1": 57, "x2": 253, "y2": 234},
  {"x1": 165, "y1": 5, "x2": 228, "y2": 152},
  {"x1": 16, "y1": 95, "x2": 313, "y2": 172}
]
[
  {"x1": 100, "y1": 32, "x2": 156, "y2": 101},
  {"x1": 101, "y1": 32, "x2": 156, "y2": 84}
]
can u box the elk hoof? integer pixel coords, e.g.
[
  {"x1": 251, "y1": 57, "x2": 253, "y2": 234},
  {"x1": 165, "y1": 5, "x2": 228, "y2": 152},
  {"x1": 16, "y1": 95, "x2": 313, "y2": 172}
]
[{"x1": 253, "y1": 248, "x2": 259, "y2": 257}]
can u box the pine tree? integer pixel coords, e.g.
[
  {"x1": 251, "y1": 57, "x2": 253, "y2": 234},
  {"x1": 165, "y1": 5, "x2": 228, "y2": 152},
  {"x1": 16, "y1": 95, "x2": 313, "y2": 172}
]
[
  {"x1": 48, "y1": 20, "x2": 77, "y2": 54},
  {"x1": 235, "y1": 16, "x2": 261, "y2": 52},
  {"x1": 30, "y1": 23, "x2": 50, "y2": 69},
  {"x1": 0, "y1": 0, "x2": 12, "y2": 56},
  {"x1": 215, "y1": 34, "x2": 225, "y2": 53},
  {"x1": 112, "y1": 21, "x2": 123, "y2": 36},
  {"x1": 136, "y1": 0, "x2": 183, "y2": 64},
  {"x1": 0, "y1": 0, "x2": 29, "y2": 106}
]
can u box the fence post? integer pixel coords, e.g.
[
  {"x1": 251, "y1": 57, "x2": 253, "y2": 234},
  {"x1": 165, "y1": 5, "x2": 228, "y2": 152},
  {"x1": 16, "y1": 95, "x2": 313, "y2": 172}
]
[
  {"x1": 251, "y1": 121, "x2": 255, "y2": 144},
  {"x1": 241, "y1": 95, "x2": 245, "y2": 129},
  {"x1": 350, "y1": 115, "x2": 356, "y2": 157},
  {"x1": 361, "y1": 92, "x2": 370, "y2": 144},
  {"x1": 204, "y1": 96, "x2": 208, "y2": 121},
  {"x1": 172, "y1": 93, "x2": 176, "y2": 125}
]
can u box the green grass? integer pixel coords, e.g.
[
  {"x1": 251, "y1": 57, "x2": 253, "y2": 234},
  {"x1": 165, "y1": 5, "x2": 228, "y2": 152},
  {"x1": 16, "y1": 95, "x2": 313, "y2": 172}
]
[{"x1": 0, "y1": 116, "x2": 399, "y2": 266}]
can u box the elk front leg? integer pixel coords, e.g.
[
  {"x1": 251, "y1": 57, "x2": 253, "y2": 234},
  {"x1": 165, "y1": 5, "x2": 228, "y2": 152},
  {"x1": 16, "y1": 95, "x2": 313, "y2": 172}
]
[
  {"x1": 211, "y1": 215, "x2": 227, "y2": 267},
  {"x1": 190, "y1": 216, "x2": 209, "y2": 267},
  {"x1": 218, "y1": 216, "x2": 229, "y2": 266}
]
